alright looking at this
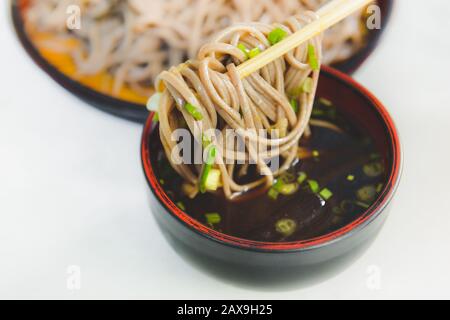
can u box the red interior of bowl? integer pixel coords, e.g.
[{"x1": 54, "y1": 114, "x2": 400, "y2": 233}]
[{"x1": 141, "y1": 66, "x2": 402, "y2": 251}]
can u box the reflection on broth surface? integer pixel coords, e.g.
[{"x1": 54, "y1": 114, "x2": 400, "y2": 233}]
[{"x1": 149, "y1": 98, "x2": 387, "y2": 242}]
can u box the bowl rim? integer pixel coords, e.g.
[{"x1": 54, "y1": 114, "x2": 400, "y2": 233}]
[
  {"x1": 141, "y1": 65, "x2": 402, "y2": 253},
  {"x1": 11, "y1": 0, "x2": 394, "y2": 123}
]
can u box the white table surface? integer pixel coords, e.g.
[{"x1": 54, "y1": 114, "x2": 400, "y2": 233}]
[{"x1": 1, "y1": 0, "x2": 450, "y2": 300}]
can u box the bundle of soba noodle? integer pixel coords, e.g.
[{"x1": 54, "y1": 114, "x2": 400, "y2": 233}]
[
  {"x1": 25, "y1": 0, "x2": 368, "y2": 97},
  {"x1": 154, "y1": 11, "x2": 322, "y2": 199}
]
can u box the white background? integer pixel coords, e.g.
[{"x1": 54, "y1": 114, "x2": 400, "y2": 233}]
[{"x1": 1, "y1": 0, "x2": 450, "y2": 300}]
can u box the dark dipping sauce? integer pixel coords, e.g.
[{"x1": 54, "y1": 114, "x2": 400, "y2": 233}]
[{"x1": 149, "y1": 98, "x2": 387, "y2": 242}]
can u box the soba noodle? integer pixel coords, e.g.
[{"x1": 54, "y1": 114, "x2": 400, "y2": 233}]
[
  {"x1": 155, "y1": 12, "x2": 322, "y2": 199},
  {"x1": 24, "y1": 0, "x2": 367, "y2": 98}
]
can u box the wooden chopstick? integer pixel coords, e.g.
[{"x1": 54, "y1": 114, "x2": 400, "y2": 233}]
[{"x1": 236, "y1": 0, "x2": 373, "y2": 79}]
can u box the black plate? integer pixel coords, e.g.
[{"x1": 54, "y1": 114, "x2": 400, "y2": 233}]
[{"x1": 11, "y1": 0, "x2": 394, "y2": 123}]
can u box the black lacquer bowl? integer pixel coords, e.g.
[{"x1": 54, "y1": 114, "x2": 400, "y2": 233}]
[{"x1": 141, "y1": 66, "x2": 402, "y2": 273}]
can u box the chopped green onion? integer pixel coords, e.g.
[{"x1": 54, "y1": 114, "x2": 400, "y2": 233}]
[
  {"x1": 275, "y1": 218, "x2": 297, "y2": 237},
  {"x1": 319, "y1": 97, "x2": 333, "y2": 107},
  {"x1": 146, "y1": 92, "x2": 161, "y2": 112},
  {"x1": 176, "y1": 202, "x2": 186, "y2": 211},
  {"x1": 279, "y1": 183, "x2": 298, "y2": 196},
  {"x1": 236, "y1": 43, "x2": 262, "y2": 59},
  {"x1": 184, "y1": 103, "x2": 203, "y2": 121},
  {"x1": 270, "y1": 118, "x2": 288, "y2": 138},
  {"x1": 319, "y1": 188, "x2": 333, "y2": 201},
  {"x1": 355, "y1": 201, "x2": 370, "y2": 209},
  {"x1": 290, "y1": 99, "x2": 299, "y2": 113},
  {"x1": 205, "y1": 145, "x2": 217, "y2": 165},
  {"x1": 308, "y1": 44, "x2": 319, "y2": 71},
  {"x1": 356, "y1": 185, "x2": 377, "y2": 202},
  {"x1": 159, "y1": 179, "x2": 165, "y2": 185},
  {"x1": 297, "y1": 172, "x2": 308, "y2": 184},
  {"x1": 363, "y1": 162, "x2": 384, "y2": 177},
  {"x1": 376, "y1": 183, "x2": 384, "y2": 193},
  {"x1": 306, "y1": 180, "x2": 320, "y2": 193},
  {"x1": 268, "y1": 188, "x2": 279, "y2": 200},
  {"x1": 202, "y1": 133, "x2": 211, "y2": 148},
  {"x1": 182, "y1": 183, "x2": 199, "y2": 199},
  {"x1": 280, "y1": 172, "x2": 296, "y2": 184},
  {"x1": 312, "y1": 109, "x2": 325, "y2": 117},
  {"x1": 347, "y1": 175, "x2": 355, "y2": 182},
  {"x1": 302, "y1": 77, "x2": 314, "y2": 93},
  {"x1": 291, "y1": 78, "x2": 314, "y2": 96},
  {"x1": 205, "y1": 213, "x2": 221, "y2": 225},
  {"x1": 249, "y1": 47, "x2": 261, "y2": 58},
  {"x1": 272, "y1": 179, "x2": 284, "y2": 191},
  {"x1": 204, "y1": 168, "x2": 221, "y2": 191},
  {"x1": 199, "y1": 145, "x2": 217, "y2": 193},
  {"x1": 268, "y1": 27, "x2": 288, "y2": 45},
  {"x1": 237, "y1": 43, "x2": 249, "y2": 57},
  {"x1": 152, "y1": 112, "x2": 159, "y2": 123},
  {"x1": 272, "y1": 179, "x2": 298, "y2": 195},
  {"x1": 312, "y1": 150, "x2": 320, "y2": 158}
]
